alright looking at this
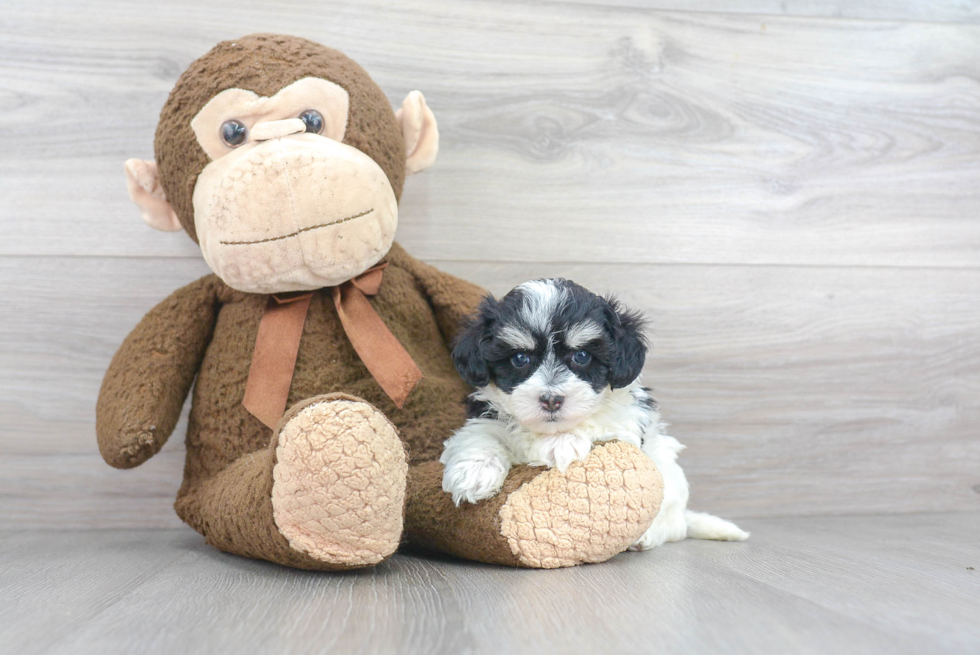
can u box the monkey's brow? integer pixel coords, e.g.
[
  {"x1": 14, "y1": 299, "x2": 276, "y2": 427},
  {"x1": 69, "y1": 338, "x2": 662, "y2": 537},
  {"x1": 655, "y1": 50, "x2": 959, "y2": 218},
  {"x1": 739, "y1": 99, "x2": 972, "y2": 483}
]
[{"x1": 219, "y1": 208, "x2": 374, "y2": 246}]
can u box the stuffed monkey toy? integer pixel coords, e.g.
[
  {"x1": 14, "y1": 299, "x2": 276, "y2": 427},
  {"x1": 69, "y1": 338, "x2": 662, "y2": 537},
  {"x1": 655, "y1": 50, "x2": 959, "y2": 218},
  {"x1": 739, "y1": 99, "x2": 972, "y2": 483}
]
[{"x1": 97, "y1": 34, "x2": 663, "y2": 570}]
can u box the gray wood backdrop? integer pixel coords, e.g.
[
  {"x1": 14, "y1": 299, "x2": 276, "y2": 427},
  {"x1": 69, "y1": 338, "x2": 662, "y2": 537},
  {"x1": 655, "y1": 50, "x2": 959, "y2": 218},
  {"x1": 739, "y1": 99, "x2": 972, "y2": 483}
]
[{"x1": 1, "y1": 0, "x2": 978, "y2": 529}]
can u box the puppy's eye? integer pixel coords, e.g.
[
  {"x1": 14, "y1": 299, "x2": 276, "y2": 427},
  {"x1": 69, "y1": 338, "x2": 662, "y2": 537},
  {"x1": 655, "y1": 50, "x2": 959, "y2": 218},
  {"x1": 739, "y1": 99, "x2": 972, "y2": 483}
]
[
  {"x1": 511, "y1": 352, "x2": 530, "y2": 368},
  {"x1": 572, "y1": 351, "x2": 592, "y2": 366},
  {"x1": 220, "y1": 120, "x2": 247, "y2": 147}
]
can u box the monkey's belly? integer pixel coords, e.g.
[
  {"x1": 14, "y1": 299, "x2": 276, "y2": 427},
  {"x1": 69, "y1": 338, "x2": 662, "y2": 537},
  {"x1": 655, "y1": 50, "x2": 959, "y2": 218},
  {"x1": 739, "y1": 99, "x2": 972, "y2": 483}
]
[
  {"x1": 183, "y1": 294, "x2": 468, "y2": 483},
  {"x1": 287, "y1": 367, "x2": 470, "y2": 464}
]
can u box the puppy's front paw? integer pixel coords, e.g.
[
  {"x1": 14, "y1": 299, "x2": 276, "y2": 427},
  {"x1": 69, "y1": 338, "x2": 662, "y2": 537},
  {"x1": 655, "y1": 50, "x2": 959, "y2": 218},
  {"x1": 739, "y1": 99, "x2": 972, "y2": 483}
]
[
  {"x1": 442, "y1": 456, "x2": 510, "y2": 506},
  {"x1": 528, "y1": 433, "x2": 593, "y2": 472}
]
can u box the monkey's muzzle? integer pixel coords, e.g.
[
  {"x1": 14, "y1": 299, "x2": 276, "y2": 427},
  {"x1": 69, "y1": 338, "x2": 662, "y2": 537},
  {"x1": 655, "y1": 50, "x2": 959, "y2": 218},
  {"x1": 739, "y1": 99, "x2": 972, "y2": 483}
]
[{"x1": 192, "y1": 134, "x2": 399, "y2": 294}]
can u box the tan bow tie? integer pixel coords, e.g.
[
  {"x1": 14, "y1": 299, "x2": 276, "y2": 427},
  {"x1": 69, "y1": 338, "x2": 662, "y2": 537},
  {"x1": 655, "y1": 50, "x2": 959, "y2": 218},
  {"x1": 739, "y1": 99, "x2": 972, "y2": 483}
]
[{"x1": 242, "y1": 262, "x2": 423, "y2": 429}]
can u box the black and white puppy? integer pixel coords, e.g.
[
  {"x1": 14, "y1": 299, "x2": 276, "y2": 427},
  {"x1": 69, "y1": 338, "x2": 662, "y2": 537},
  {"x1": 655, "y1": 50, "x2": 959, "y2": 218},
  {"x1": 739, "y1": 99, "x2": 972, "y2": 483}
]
[{"x1": 441, "y1": 278, "x2": 748, "y2": 550}]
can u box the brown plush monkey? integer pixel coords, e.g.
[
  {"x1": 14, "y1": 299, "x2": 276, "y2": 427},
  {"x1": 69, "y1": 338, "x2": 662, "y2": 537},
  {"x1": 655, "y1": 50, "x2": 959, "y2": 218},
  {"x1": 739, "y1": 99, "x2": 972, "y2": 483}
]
[{"x1": 98, "y1": 34, "x2": 663, "y2": 570}]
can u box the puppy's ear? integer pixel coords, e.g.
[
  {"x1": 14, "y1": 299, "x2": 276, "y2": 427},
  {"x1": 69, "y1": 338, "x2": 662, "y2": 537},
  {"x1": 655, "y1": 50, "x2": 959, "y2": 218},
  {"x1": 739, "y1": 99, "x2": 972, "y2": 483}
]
[
  {"x1": 452, "y1": 296, "x2": 498, "y2": 388},
  {"x1": 604, "y1": 297, "x2": 648, "y2": 389}
]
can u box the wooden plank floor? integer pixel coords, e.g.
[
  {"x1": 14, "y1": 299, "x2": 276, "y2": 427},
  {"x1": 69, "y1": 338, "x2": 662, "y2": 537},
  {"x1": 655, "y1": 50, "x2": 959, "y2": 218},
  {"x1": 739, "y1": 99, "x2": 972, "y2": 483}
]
[{"x1": 2, "y1": 514, "x2": 978, "y2": 655}]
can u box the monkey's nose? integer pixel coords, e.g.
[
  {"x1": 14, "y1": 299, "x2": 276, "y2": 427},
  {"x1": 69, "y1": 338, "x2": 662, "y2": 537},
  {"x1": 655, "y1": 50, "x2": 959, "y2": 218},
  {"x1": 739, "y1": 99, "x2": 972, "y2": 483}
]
[
  {"x1": 250, "y1": 118, "x2": 306, "y2": 142},
  {"x1": 539, "y1": 393, "x2": 565, "y2": 413}
]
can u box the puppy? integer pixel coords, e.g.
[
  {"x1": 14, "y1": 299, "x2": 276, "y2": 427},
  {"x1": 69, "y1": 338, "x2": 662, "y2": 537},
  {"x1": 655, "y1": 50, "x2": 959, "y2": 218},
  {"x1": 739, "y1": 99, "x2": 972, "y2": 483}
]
[{"x1": 441, "y1": 278, "x2": 748, "y2": 550}]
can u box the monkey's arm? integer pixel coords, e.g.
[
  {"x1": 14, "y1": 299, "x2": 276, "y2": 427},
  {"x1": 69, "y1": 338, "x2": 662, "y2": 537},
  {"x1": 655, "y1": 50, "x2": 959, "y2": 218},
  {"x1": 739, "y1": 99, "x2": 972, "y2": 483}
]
[
  {"x1": 96, "y1": 275, "x2": 221, "y2": 469},
  {"x1": 386, "y1": 243, "x2": 486, "y2": 345}
]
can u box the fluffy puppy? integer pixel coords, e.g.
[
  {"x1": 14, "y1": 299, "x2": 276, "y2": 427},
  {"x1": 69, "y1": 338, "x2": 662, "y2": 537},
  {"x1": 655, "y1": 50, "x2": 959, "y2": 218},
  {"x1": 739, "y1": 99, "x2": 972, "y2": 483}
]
[{"x1": 441, "y1": 278, "x2": 748, "y2": 550}]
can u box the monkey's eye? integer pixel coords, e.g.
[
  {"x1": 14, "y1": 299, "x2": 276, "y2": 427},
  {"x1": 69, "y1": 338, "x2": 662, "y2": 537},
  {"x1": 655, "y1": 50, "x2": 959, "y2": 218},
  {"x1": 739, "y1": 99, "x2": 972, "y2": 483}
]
[
  {"x1": 299, "y1": 109, "x2": 324, "y2": 134},
  {"x1": 510, "y1": 352, "x2": 530, "y2": 368},
  {"x1": 219, "y1": 120, "x2": 248, "y2": 147},
  {"x1": 571, "y1": 351, "x2": 592, "y2": 366}
]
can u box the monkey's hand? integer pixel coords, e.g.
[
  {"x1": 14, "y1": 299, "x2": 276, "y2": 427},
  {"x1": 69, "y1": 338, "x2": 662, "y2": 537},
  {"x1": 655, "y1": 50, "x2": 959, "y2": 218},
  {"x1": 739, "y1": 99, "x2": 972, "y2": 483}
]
[{"x1": 96, "y1": 275, "x2": 220, "y2": 469}]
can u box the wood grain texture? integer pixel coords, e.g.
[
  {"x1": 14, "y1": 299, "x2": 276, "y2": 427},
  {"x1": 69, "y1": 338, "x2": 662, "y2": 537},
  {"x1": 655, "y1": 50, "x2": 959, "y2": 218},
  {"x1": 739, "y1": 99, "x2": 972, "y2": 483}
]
[
  {"x1": 556, "y1": 1, "x2": 980, "y2": 24},
  {"x1": 1, "y1": 1, "x2": 978, "y2": 535},
  {"x1": 1, "y1": 0, "x2": 979, "y2": 266},
  {"x1": 2, "y1": 256, "x2": 978, "y2": 528},
  {"x1": 1, "y1": 516, "x2": 978, "y2": 654},
  {"x1": 0, "y1": 530, "x2": 196, "y2": 648}
]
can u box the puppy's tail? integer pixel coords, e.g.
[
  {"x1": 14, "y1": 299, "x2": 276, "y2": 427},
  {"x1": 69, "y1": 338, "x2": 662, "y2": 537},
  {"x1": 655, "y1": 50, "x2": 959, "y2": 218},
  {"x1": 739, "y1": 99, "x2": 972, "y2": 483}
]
[{"x1": 685, "y1": 510, "x2": 750, "y2": 541}]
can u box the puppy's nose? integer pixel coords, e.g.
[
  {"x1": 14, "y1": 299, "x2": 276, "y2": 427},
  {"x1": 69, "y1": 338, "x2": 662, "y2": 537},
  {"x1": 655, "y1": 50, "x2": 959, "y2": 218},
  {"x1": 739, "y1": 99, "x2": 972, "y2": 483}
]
[{"x1": 539, "y1": 393, "x2": 564, "y2": 412}]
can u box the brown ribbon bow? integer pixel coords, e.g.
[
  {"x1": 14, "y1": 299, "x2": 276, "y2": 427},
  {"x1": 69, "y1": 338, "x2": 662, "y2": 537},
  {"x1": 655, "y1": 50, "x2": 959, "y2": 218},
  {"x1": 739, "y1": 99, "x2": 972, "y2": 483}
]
[{"x1": 242, "y1": 262, "x2": 423, "y2": 429}]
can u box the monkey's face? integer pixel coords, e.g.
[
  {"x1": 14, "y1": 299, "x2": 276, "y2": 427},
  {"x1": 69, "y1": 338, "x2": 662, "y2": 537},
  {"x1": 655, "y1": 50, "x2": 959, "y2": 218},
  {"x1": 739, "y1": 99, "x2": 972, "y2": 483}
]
[
  {"x1": 189, "y1": 78, "x2": 398, "y2": 293},
  {"x1": 124, "y1": 35, "x2": 439, "y2": 295}
]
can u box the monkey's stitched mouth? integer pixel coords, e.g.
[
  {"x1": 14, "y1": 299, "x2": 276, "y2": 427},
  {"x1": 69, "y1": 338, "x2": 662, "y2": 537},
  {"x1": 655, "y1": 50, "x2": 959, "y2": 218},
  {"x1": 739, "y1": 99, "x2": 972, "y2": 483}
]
[{"x1": 219, "y1": 208, "x2": 375, "y2": 246}]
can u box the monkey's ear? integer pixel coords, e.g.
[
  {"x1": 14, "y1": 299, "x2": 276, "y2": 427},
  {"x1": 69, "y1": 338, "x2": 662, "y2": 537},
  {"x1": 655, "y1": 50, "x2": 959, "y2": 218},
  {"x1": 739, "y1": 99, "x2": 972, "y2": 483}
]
[
  {"x1": 123, "y1": 159, "x2": 183, "y2": 232},
  {"x1": 396, "y1": 91, "x2": 439, "y2": 176}
]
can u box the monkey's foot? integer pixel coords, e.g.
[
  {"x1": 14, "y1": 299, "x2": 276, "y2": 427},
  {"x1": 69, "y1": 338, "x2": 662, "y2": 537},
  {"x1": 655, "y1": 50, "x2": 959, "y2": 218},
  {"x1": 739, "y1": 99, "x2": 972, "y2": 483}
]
[
  {"x1": 271, "y1": 394, "x2": 407, "y2": 568},
  {"x1": 406, "y1": 441, "x2": 664, "y2": 569},
  {"x1": 499, "y1": 442, "x2": 664, "y2": 567}
]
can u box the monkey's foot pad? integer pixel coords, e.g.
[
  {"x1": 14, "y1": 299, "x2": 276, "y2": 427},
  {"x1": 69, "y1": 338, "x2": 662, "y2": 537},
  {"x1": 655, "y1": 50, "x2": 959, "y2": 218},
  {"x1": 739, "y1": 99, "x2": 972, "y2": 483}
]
[
  {"x1": 271, "y1": 397, "x2": 407, "y2": 567},
  {"x1": 500, "y1": 441, "x2": 664, "y2": 569}
]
